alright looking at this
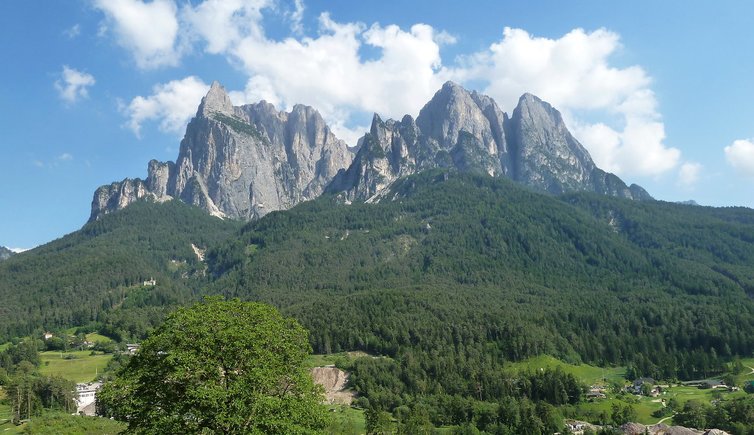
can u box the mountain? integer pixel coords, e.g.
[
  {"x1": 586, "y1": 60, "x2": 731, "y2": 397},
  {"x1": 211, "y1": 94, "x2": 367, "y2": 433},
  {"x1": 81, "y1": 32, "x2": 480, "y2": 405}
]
[
  {"x1": 4, "y1": 169, "x2": 754, "y2": 429},
  {"x1": 91, "y1": 81, "x2": 648, "y2": 223},
  {"x1": 90, "y1": 82, "x2": 353, "y2": 221},
  {"x1": 0, "y1": 246, "x2": 14, "y2": 261},
  {"x1": 204, "y1": 170, "x2": 754, "y2": 407},
  {"x1": 0, "y1": 200, "x2": 241, "y2": 340},
  {"x1": 327, "y1": 81, "x2": 651, "y2": 201}
]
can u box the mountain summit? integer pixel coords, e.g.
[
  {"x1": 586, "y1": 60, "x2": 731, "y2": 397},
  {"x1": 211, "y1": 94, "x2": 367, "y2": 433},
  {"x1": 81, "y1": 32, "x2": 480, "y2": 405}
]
[
  {"x1": 90, "y1": 82, "x2": 353, "y2": 221},
  {"x1": 91, "y1": 81, "x2": 649, "y2": 221},
  {"x1": 328, "y1": 81, "x2": 650, "y2": 201}
]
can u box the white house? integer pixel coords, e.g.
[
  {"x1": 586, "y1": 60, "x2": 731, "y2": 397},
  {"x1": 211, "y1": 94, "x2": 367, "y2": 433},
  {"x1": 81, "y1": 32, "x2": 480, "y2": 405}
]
[{"x1": 75, "y1": 381, "x2": 102, "y2": 416}]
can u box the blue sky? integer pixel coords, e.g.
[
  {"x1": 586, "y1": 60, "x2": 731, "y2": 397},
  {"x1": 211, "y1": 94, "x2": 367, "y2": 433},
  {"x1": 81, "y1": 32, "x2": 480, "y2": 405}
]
[{"x1": 2, "y1": 0, "x2": 754, "y2": 249}]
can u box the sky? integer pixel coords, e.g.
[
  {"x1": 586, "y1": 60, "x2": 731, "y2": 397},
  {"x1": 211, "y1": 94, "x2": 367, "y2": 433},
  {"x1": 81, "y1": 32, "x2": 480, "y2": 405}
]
[{"x1": 1, "y1": 0, "x2": 754, "y2": 250}]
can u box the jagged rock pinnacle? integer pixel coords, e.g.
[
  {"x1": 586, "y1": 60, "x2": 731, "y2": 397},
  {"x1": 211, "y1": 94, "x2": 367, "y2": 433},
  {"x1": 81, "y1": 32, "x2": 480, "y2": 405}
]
[
  {"x1": 197, "y1": 81, "x2": 234, "y2": 117},
  {"x1": 89, "y1": 82, "x2": 353, "y2": 222}
]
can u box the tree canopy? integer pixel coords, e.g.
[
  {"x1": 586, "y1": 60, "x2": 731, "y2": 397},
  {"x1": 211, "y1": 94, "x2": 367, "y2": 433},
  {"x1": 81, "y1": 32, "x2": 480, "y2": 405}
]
[{"x1": 97, "y1": 297, "x2": 328, "y2": 434}]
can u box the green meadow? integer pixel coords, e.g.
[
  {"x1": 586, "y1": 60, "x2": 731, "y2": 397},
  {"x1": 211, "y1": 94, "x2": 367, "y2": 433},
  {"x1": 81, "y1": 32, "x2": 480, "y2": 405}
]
[{"x1": 38, "y1": 350, "x2": 112, "y2": 383}]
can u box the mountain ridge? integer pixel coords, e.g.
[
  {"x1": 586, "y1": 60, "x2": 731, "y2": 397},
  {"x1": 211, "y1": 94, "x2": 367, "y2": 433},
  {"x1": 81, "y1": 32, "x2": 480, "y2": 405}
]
[
  {"x1": 90, "y1": 80, "x2": 650, "y2": 222},
  {"x1": 328, "y1": 81, "x2": 651, "y2": 202},
  {"x1": 90, "y1": 82, "x2": 353, "y2": 222}
]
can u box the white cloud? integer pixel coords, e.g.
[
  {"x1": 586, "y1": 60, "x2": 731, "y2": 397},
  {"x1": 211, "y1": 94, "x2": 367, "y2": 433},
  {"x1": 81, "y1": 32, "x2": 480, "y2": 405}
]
[
  {"x1": 226, "y1": 13, "x2": 452, "y2": 142},
  {"x1": 724, "y1": 139, "x2": 754, "y2": 177},
  {"x1": 124, "y1": 76, "x2": 210, "y2": 136},
  {"x1": 55, "y1": 66, "x2": 95, "y2": 104},
  {"x1": 110, "y1": 2, "x2": 681, "y2": 175},
  {"x1": 64, "y1": 24, "x2": 81, "y2": 38},
  {"x1": 8, "y1": 247, "x2": 30, "y2": 253},
  {"x1": 455, "y1": 27, "x2": 680, "y2": 177},
  {"x1": 287, "y1": 0, "x2": 305, "y2": 34},
  {"x1": 182, "y1": 0, "x2": 269, "y2": 54},
  {"x1": 93, "y1": 0, "x2": 182, "y2": 69},
  {"x1": 677, "y1": 162, "x2": 701, "y2": 187},
  {"x1": 31, "y1": 153, "x2": 75, "y2": 169}
]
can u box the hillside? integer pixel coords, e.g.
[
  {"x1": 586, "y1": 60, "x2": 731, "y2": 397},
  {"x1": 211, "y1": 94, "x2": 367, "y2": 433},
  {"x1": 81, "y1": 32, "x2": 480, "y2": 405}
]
[
  {"x1": 0, "y1": 200, "x2": 242, "y2": 341},
  {"x1": 4, "y1": 170, "x2": 754, "y2": 431},
  {"x1": 0, "y1": 246, "x2": 13, "y2": 261},
  {"x1": 204, "y1": 170, "x2": 754, "y2": 408}
]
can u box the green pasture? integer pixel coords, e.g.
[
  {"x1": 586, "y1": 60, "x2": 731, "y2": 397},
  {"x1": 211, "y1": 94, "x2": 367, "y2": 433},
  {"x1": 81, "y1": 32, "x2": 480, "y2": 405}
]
[
  {"x1": 39, "y1": 350, "x2": 112, "y2": 383},
  {"x1": 506, "y1": 355, "x2": 626, "y2": 385},
  {"x1": 327, "y1": 405, "x2": 366, "y2": 434}
]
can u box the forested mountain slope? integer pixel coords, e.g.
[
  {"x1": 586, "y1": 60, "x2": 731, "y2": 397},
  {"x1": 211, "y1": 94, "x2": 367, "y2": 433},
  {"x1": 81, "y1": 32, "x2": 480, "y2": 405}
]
[
  {"x1": 3, "y1": 169, "x2": 754, "y2": 423},
  {"x1": 0, "y1": 246, "x2": 13, "y2": 261},
  {"x1": 0, "y1": 200, "x2": 242, "y2": 340},
  {"x1": 206, "y1": 170, "x2": 754, "y2": 397}
]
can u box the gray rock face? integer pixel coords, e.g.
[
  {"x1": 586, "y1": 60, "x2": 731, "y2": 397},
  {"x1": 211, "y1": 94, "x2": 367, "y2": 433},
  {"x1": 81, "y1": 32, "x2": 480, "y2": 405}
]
[
  {"x1": 0, "y1": 246, "x2": 14, "y2": 261},
  {"x1": 89, "y1": 82, "x2": 353, "y2": 221},
  {"x1": 329, "y1": 81, "x2": 650, "y2": 201}
]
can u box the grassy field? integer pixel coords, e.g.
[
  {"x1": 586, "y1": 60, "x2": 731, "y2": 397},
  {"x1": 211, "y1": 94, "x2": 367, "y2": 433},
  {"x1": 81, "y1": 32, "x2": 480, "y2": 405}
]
[
  {"x1": 306, "y1": 351, "x2": 380, "y2": 368},
  {"x1": 736, "y1": 357, "x2": 754, "y2": 387},
  {"x1": 505, "y1": 355, "x2": 626, "y2": 385},
  {"x1": 0, "y1": 396, "x2": 24, "y2": 434},
  {"x1": 85, "y1": 333, "x2": 113, "y2": 344},
  {"x1": 20, "y1": 412, "x2": 125, "y2": 435},
  {"x1": 572, "y1": 395, "x2": 665, "y2": 425},
  {"x1": 327, "y1": 405, "x2": 366, "y2": 434},
  {"x1": 38, "y1": 350, "x2": 112, "y2": 383}
]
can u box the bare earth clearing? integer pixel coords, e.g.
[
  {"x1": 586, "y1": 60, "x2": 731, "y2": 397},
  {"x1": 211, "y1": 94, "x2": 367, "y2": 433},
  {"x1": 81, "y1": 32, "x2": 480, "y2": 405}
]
[{"x1": 311, "y1": 366, "x2": 355, "y2": 405}]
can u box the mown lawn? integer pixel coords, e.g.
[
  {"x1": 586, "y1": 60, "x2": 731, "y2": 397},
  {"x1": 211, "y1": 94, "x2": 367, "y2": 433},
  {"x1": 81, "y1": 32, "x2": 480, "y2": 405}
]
[{"x1": 38, "y1": 350, "x2": 112, "y2": 383}]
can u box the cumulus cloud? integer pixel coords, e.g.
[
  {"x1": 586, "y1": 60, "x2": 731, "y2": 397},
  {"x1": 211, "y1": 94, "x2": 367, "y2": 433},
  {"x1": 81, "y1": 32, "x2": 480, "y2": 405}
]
[
  {"x1": 182, "y1": 0, "x2": 269, "y2": 54},
  {"x1": 124, "y1": 76, "x2": 210, "y2": 136},
  {"x1": 55, "y1": 66, "x2": 95, "y2": 103},
  {"x1": 108, "y1": 1, "x2": 682, "y2": 176},
  {"x1": 677, "y1": 162, "x2": 702, "y2": 187},
  {"x1": 93, "y1": 0, "x2": 182, "y2": 69},
  {"x1": 227, "y1": 13, "x2": 452, "y2": 141},
  {"x1": 455, "y1": 27, "x2": 680, "y2": 177},
  {"x1": 124, "y1": 3, "x2": 450, "y2": 144},
  {"x1": 724, "y1": 139, "x2": 754, "y2": 177}
]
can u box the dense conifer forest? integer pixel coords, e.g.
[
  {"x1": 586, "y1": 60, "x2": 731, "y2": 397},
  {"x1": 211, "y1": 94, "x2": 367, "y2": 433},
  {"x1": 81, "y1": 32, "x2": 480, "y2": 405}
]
[
  {"x1": 3, "y1": 170, "x2": 754, "y2": 431},
  {"x1": 0, "y1": 200, "x2": 242, "y2": 340}
]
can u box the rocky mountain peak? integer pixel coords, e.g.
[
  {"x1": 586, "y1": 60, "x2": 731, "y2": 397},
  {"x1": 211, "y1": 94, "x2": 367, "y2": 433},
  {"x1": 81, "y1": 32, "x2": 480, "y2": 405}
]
[
  {"x1": 329, "y1": 82, "x2": 651, "y2": 201},
  {"x1": 90, "y1": 82, "x2": 353, "y2": 221},
  {"x1": 417, "y1": 81, "x2": 495, "y2": 148},
  {"x1": 197, "y1": 81, "x2": 234, "y2": 117},
  {"x1": 92, "y1": 81, "x2": 651, "y2": 222},
  {"x1": 512, "y1": 93, "x2": 568, "y2": 134}
]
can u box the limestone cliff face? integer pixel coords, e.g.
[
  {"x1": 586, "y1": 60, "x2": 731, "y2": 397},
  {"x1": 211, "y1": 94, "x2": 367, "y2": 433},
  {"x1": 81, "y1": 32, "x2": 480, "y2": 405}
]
[
  {"x1": 89, "y1": 82, "x2": 353, "y2": 221},
  {"x1": 329, "y1": 81, "x2": 650, "y2": 201},
  {"x1": 91, "y1": 80, "x2": 651, "y2": 221}
]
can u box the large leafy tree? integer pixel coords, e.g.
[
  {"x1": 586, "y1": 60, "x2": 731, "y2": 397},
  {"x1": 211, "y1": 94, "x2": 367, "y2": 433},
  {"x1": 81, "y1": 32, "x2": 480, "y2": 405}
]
[{"x1": 97, "y1": 297, "x2": 328, "y2": 434}]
